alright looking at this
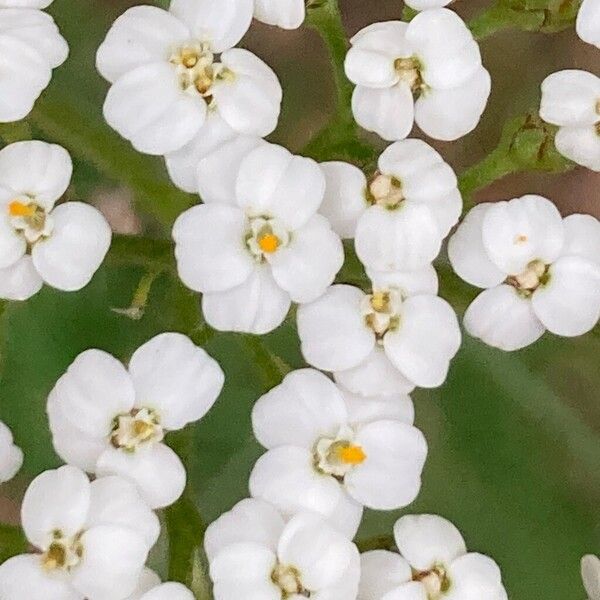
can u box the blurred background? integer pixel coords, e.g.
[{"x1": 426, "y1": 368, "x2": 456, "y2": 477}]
[{"x1": 0, "y1": 1, "x2": 598, "y2": 599}]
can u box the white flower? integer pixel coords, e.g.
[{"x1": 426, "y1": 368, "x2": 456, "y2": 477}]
[
  {"x1": 205, "y1": 498, "x2": 360, "y2": 600},
  {"x1": 249, "y1": 369, "x2": 426, "y2": 537},
  {"x1": 0, "y1": 466, "x2": 158, "y2": 600},
  {"x1": 577, "y1": 0, "x2": 600, "y2": 48},
  {"x1": 0, "y1": 0, "x2": 68, "y2": 122},
  {"x1": 297, "y1": 270, "x2": 461, "y2": 395},
  {"x1": 539, "y1": 70, "x2": 600, "y2": 171},
  {"x1": 344, "y1": 9, "x2": 491, "y2": 142},
  {"x1": 358, "y1": 514, "x2": 508, "y2": 600},
  {"x1": 97, "y1": 1, "x2": 282, "y2": 156},
  {"x1": 448, "y1": 195, "x2": 600, "y2": 351},
  {"x1": 320, "y1": 139, "x2": 462, "y2": 271},
  {"x1": 0, "y1": 141, "x2": 112, "y2": 301},
  {"x1": 127, "y1": 569, "x2": 195, "y2": 600},
  {"x1": 47, "y1": 332, "x2": 225, "y2": 508},
  {"x1": 0, "y1": 421, "x2": 23, "y2": 483},
  {"x1": 254, "y1": 0, "x2": 305, "y2": 29},
  {"x1": 582, "y1": 555, "x2": 600, "y2": 600},
  {"x1": 405, "y1": 0, "x2": 453, "y2": 9},
  {"x1": 173, "y1": 143, "x2": 344, "y2": 334}
]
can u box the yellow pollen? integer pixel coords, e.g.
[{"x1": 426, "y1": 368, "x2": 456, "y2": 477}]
[
  {"x1": 371, "y1": 292, "x2": 388, "y2": 312},
  {"x1": 258, "y1": 233, "x2": 280, "y2": 254},
  {"x1": 133, "y1": 420, "x2": 155, "y2": 440},
  {"x1": 339, "y1": 445, "x2": 367, "y2": 465},
  {"x1": 8, "y1": 200, "x2": 35, "y2": 217}
]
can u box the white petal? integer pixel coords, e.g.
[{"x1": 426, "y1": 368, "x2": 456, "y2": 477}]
[
  {"x1": 577, "y1": 0, "x2": 600, "y2": 47},
  {"x1": 0, "y1": 554, "x2": 80, "y2": 600},
  {"x1": 32, "y1": 202, "x2": 111, "y2": 291},
  {"x1": 405, "y1": 0, "x2": 452, "y2": 7},
  {"x1": 249, "y1": 446, "x2": 343, "y2": 518},
  {"x1": 415, "y1": 67, "x2": 491, "y2": 141},
  {"x1": 204, "y1": 498, "x2": 285, "y2": 562},
  {"x1": 368, "y1": 264, "x2": 439, "y2": 297},
  {"x1": 464, "y1": 285, "x2": 545, "y2": 351},
  {"x1": 352, "y1": 83, "x2": 414, "y2": 142},
  {"x1": 48, "y1": 348, "x2": 135, "y2": 438},
  {"x1": 103, "y1": 62, "x2": 206, "y2": 155},
  {"x1": 482, "y1": 195, "x2": 565, "y2": 275},
  {"x1": 341, "y1": 389, "x2": 414, "y2": 426},
  {"x1": 96, "y1": 443, "x2": 186, "y2": 509},
  {"x1": 393, "y1": 514, "x2": 467, "y2": 571},
  {"x1": 384, "y1": 295, "x2": 461, "y2": 388},
  {"x1": 582, "y1": 554, "x2": 600, "y2": 600},
  {"x1": 325, "y1": 492, "x2": 364, "y2": 540},
  {"x1": 170, "y1": 0, "x2": 253, "y2": 53},
  {"x1": 345, "y1": 421, "x2": 427, "y2": 510},
  {"x1": 128, "y1": 332, "x2": 224, "y2": 430},
  {"x1": 96, "y1": 6, "x2": 190, "y2": 83},
  {"x1": 172, "y1": 204, "x2": 254, "y2": 293},
  {"x1": 214, "y1": 49, "x2": 282, "y2": 137},
  {"x1": 277, "y1": 512, "x2": 358, "y2": 591},
  {"x1": 269, "y1": 214, "x2": 344, "y2": 303},
  {"x1": 0, "y1": 255, "x2": 43, "y2": 301},
  {"x1": 141, "y1": 583, "x2": 195, "y2": 600},
  {"x1": 359, "y1": 550, "x2": 412, "y2": 600},
  {"x1": 0, "y1": 427, "x2": 22, "y2": 483},
  {"x1": 203, "y1": 265, "x2": 291, "y2": 334},
  {"x1": 381, "y1": 581, "x2": 428, "y2": 600},
  {"x1": 445, "y1": 553, "x2": 506, "y2": 600},
  {"x1": 236, "y1": 143, "x2": 324, "y2": 230},
  {"x1": 0, "y1": 0, "x2": 54, "y2": 7},
  {"x1": 448, "y1": 203, "x2": 506, "y2": 288},
  {"x1": 126, "y1": 569, "x2": 162, "y2": 600},
  {"x1": 555, "y1": 125, "x2": 600, "y2": 172},
  {"x1": 319, "y1": 161, "x2": 367, "y2": 239},
  {"x1": 334, "y1": 346, "x2": 416, "y2": 397},
  {"x1": 254, "y1": 0, "x2": 305, "y2": 29},
  {"x1": 252, "y1": 368, "x2": 347, "y2": 450},
  {"x1": 72, "y1": 525, "x2": 148, "y2": 600},
  {"x1": 87, "y1": 476, "x2": 160, "y2": 548},
  {"x1": 355, "y1": 204, "x2": 442, "y2": 272},
  {"x1": 540, "y1": 70, "x2": 600, "y2": 127},
  {"x1": 22, "y1": 465, "x2": 90, "y2": 550},
  {"x1": 0, "y1": 140, "x2": 72, "y2": 208},
  {"x1": 0, "y1": 206, "x2": 26, "y2": 269},
  {"x1": 562, "y1": 214, "x2": 600, "y2": 264},
  {"x1": 297, "y1": 284, "x2": 375, "y2": 372},
  {"x1": 532, "y1": 256, "x2": 600, "y2": 337}
]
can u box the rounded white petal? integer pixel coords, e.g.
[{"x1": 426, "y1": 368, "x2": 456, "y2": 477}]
[
  {"x1": 368, "y1": 264, "x2": 439, "y2": 297},
  {"x1": 540, "y1": 70, "x2": 600, "y2": 127},
  {"x1": 384, "y1": 295, "x2": 461, "y2": 388},
  {"x1": 464, "y1": 285, "x2": 545, "y2": 351},
  {"x1": 355, "y1": 204, "x2": 442, "y2": 272},
  {"x1": 103, "y1": 62, "x2": 206, "y2": 155},
  {"x1": 254, "y1": 0, "x2": 305, "y2": 29},
  {"x1": 577, "y1": 0, "x2": 600, "y2": 47},
  {"x1": 0, "y1": 430, "x2": 22, "y2": 483},
  {"x1": 415, "y1": 67, "x2": 491, "y2": 141},
  {"x1": 72, "y1": 525, "x2": 148, "y2": 600},
  {"x1": 126, "y1": 569, "x2": 162, "y2": 600},
  {"x1": 170, "y1": 0, "x2": 253, "y2": 53},
  {"x1": 269, "y1": 214, "x2": 343, "y2": 303},
  {"x1": 582, "y1": 554, "x2": 600, "y2": 600},
  {"x1": 214, "y1": 49, "x2": 282, "y2": 137},
  {"x1": 32, "y1": 202, "x2": 111, "y2": 291},
  {"x1": 405, "y1": 0, "x2": 452, "y2": 8},
  {"x1": 0, "y1": 141, "x2": 72, "y2": 208},
  {"x1": 203, "y1": 265, "x2": 291, "y2": 334},
  {"x1": 394, "y1": 514, "x2": 467, "y2": 571},
  {"x1": 381, "y1": 581, "x2": 428, "y2": 600},
  {"x1": 204, "y1": 498, "x2": 285, "y2": 562},
  {"x1": 87, "y1": 476, "x2": 160, "y2": 548},
  {"x1": 561, "y1": 214, "x2": 600, "y2": 264},
  {"x1": 445, "y1": 553, "x2": 506, "y2": 600},
  {"x1": 252, "y1": 368, "x2": 347, "y2": 450},
  {"x1": 334, "y1": 346, "x2": 416, "y2": 396},
  {"x1": 249, "y1": 446, "x2": 343, "y2": 518},
  {"x1": 341, "y1": 389, "x2": 414, "y2": 426},
  {"x1": 319, "y1": 161, "x2": 367, "y2": 239},
  {"x1": 0, "y1": 209, "x2": 26, "y2": 270},
  {"x1": 173, "y1": 204, "x2": 254, "y2": 293},
  {"x1": 0, "y1": 554, "x2": 80, "y2": 600},
  {"x1": 96, "y1": 443, "x2": 186, "y2": 509},
  {"x1": 555, "y1": 125, "x2": 600, "y2": 172},
  {"x1": 48, "y1": 348, "x2": 135, "y2": 438},
  {"x1": 0, "y1": 255, "x2": 43, "y2": 301},
  {"x1": 359, "y1": 550, "x2": 412, "y2": 600},
  {"x1": 236, "y1": 143, "x2": 324, "y2": 230},
  {"x1": 448, "y1": 203, "x2": 506, "y2": 288},
  {"x1": 532, "y1": 256, "x2": 600, "y2": 337},
  {"x1": 352, "y1": 83, "x2": 414, "y2": 142},
  {"x1": 22, "y1": 465, "x2": 90, "y2": 550},
  {"x1": 0, "y1": 0, "x2": 54, "y2": 7},
  {"x1": 345, "y1": 421, "x2": 427, "y2": 510},
  {"x1": 128, "y1": 332, "x2": 224, "y2": 430},
  {"x1": 96, "y1": 6, "x2": 190, "y2": 83},
  {"x1": 325, "y1": 492, "x2": 364, "y2": 540},
  {"x1": 297, "y1": 284, "x2": 375, "y2": 372},
  {"x1": 482, "y1": 195, "x2": 565, "y2": 275},
  {"x1": 141, "y1": 583, "x2": 195, "y2": 600}
]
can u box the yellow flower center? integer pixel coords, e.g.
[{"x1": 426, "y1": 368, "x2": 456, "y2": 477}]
[
  {"x1": 8, "y1": 200, "x2": 36, "y2": 217},
  {"x1": 338, "y1": 444, "x2": 367, "y2": 465},
  {"x1": 258, "y1": 232, "x2": 281, "y2": 254}
]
